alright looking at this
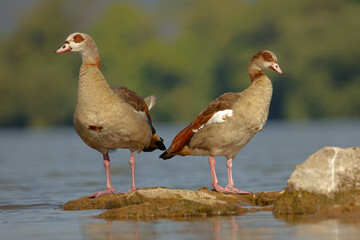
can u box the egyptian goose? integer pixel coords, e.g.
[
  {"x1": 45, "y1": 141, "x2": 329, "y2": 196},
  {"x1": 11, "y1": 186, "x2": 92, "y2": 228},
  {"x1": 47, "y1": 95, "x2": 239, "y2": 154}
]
[
  {"x1": 160, "y1": 50, "x2": 283, "y2": 194},
  {"x1": 55, "y1": 33, "x2": 165, "y2": 198}
]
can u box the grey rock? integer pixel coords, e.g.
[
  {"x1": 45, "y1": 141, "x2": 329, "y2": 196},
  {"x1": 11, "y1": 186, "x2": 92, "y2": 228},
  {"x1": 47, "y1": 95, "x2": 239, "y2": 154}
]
[{"x1": 287, "y1": 147, "x2": 360, "y2": 196}]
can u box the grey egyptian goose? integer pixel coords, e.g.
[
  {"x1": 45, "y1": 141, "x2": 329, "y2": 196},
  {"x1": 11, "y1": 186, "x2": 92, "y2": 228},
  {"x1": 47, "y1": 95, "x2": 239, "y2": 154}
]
[
  {"x1": 160, "y1": 50, "x2": 283, "y2": 194},
  {"x1": 55, "y1": 32, "x2": 165, "y2": 198}
]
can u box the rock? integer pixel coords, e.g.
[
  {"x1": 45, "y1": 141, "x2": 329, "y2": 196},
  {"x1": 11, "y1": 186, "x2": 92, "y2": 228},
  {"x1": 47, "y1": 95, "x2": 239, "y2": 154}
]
[
  {"x1": 287, "y1": 146, "x2": 360, "y2": 196},
  {"x1": 273, "y1": 146, "x2": 360, "y2": 223},
  {"x1": 63, "y1": 187, "x2": 281, "y2": 219}
]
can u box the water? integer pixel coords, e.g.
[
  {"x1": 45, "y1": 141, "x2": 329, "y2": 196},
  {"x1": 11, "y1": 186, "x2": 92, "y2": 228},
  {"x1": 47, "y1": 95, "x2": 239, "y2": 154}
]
[{"x1": 0, "y1": 120, "x2": 359, "y2": 240}]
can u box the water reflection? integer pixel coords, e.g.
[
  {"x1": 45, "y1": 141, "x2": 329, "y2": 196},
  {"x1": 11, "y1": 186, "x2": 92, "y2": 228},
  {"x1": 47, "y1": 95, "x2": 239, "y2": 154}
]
[
  {"x1": 83, "y1": 220, "x2": 144, "y2": 240},
  {"x1": 82, "y1": 216, "x2": 269, "y2": 240},
  {"x1": 212, "y1": 216, "x2": 239, "y2": 240},
  {"x1": 293, "y1": 219, "x2": 360, "y2": 240},
  {"x1": 82, "y1": 213, "x2": 360, "y2": 240},
  {"x1": 276, "y1": 215, "x2": 360, "y2": 240}
]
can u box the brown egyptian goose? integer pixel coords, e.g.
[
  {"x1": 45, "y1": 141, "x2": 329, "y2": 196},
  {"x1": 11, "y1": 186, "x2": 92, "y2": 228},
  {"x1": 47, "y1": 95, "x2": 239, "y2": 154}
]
[
  {"x1": 55, "y1": 32, "x2": 165, "y2": 198},
  {"x1": 160, "y1": 50, "x2": 283, "y2": 194}
]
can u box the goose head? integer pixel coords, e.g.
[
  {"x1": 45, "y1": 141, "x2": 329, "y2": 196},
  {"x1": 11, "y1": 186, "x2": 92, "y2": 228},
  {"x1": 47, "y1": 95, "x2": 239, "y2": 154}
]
[
  {"x1": 249, "y1": 50, "x2": 283, "y2": 76},
  {"x1": 56, "y1": 33, "x2": 94, "y2": 54},
  {"x1": 55, "y1": 32, "x2": 100, "y2": 68}
]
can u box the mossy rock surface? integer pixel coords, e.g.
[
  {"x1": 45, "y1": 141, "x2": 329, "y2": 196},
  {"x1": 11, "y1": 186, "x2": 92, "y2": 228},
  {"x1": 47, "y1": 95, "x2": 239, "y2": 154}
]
[
  {"x1": 273, "y1": 189, "x2": 360, "y2": 223},
  {"x1": 63, "y1": 187, "x2": 281, "y2": 219}
]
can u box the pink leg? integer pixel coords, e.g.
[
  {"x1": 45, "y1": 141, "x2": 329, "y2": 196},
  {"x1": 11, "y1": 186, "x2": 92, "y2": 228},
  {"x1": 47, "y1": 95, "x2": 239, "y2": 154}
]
[
  {"x1": 208, "y1": 156, "x2": 227, "y2": 193},
  {"x1": 125, "y1": 152, "x2": 142, "y2": 194},
  {"x1": 224, "y1": 158, "x2": 250, "y2": 194},
  {"x1": 88, "y1": 153, "x2": 118, "y2": 198}
]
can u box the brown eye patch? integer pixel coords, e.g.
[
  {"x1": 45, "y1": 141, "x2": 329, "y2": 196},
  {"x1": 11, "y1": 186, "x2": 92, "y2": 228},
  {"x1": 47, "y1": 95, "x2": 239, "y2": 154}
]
[
  {"x1": 73, "y1": 34, "x2": 85, "y2": 43},
  {"x1": 261, "y1": 51, "x2": 273, "y2": 62}
]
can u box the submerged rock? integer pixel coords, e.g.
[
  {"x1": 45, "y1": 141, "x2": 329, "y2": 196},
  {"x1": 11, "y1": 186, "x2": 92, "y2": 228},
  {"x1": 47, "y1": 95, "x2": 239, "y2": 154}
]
[
  {"x1": 287, "y1": 147, "x2": 360, "y2": 196},
  {"x1": 64, "y1": 187, "x2": 281, "y2": 219}
]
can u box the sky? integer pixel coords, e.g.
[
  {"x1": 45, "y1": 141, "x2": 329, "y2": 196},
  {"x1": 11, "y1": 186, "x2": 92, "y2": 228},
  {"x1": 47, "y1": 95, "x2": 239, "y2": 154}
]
[
  {"x1": 0, "y1": 0, "x2": 118, "y2": 35},
  {"x1": 0, "y1": 0, "x2": 46, "y2": 35}
]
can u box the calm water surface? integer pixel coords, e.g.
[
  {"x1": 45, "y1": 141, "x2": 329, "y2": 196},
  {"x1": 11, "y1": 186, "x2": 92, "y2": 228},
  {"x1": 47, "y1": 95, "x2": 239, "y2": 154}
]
[{"x1": 0, "y1": 120, "x2": 359, "y2": 240}]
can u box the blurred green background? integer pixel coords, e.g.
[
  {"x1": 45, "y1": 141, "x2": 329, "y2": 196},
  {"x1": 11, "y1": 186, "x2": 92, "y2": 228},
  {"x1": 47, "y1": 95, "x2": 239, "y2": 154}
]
[{"x1": 0, "y1": 0, "x2": 359, "y2": 128}]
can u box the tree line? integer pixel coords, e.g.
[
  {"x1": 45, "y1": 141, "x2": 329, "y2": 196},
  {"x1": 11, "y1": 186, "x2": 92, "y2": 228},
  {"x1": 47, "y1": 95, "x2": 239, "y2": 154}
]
[{"x1": 0, "y1": 0, "x2": 359, "y2": 127}]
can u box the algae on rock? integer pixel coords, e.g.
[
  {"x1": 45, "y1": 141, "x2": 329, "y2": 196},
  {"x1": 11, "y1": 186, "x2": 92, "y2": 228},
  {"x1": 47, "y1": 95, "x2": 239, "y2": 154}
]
[
  {"x1": 63, "y1": 187, "x2": 281, "y2": 219},
  {"x1": 273, "y1": 190, "x2": 360, "y2": 223}
]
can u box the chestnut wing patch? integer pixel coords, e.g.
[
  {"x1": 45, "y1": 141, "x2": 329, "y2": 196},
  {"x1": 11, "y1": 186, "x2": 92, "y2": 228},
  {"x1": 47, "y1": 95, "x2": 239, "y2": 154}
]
[{"x1": 167, "y1": 92, "x2": 241, "y2": 154}]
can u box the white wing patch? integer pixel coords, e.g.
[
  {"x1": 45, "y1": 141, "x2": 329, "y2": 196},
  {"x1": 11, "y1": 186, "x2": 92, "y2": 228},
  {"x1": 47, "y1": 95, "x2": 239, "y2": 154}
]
[
  {"x1": 192, "y1": 109, "x2": 233, "y2": 133},
  {"x1": 207, "y1": 109, "x2": 233, "y2": 124}
]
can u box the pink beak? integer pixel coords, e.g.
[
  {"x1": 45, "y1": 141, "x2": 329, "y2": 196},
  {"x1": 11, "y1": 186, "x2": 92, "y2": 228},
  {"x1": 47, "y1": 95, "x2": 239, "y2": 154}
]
[
  {"x1": 55, "y1": 42, "x2": 72, "y2": 54},
  {"x1": 270, "y1": 62, "x2": 284, "y2": 75}
]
